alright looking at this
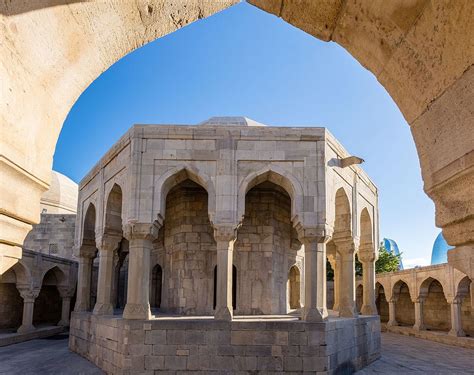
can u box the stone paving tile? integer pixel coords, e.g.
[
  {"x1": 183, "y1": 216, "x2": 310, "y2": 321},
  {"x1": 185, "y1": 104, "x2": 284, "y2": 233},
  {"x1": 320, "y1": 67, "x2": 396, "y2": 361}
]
[
  {"x1": 0, "y1": 333, "x2": 103, "y2": 375},
  {"x1": 357, "y1": 332, "x2": 474, "y2": 375},
  {"x1": 0, "y1": 332, "x2": 472, "y2": 374}
]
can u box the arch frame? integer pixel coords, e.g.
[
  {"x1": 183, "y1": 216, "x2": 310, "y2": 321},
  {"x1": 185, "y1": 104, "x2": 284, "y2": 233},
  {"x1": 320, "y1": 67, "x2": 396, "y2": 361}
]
[
  {"x1": 237, "y1": 164, "x2": 304, "y2": 226},
  {"x1": 152, "y1": 165, "x2": 216, "y2": 224}
]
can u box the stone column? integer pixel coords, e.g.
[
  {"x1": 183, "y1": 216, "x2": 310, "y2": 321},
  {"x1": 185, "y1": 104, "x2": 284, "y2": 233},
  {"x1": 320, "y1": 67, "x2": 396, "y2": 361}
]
[
  {"x1": 213, "y1": 225, "x2": 237, "y2": 321},
  {"x1": 327, "y1": 254, "x2": 338, "y2": 311},
  {"x1": 93, "y1": 236, "x2": 120, "y2": 315},
  {"x1": 413, "y1": 298, "x2": 425, "y2": 331},
  {"x1": 387, "y1": 298, "x2": 398, "y2": 327},
  {"x1": 123, "y1": 222, "x2": 158, "y2": 320},
  {"x1": 58, "y1": 287, "x2": 75, "y2": 327},
  {"x1": 74, "y1": 245, "x2": 96, "y2": 312},
  {"x1": 17, "y1": 287, "x2": 40, "y2": 333},
  {"x1": 359, "y1": 250, "x2": 377, "y2": 315},
  {"x1": 448, "y1": 297, "x2": 465, "y2": 337},
  {"x1": 300, "y1": 233, "x2": 329, "y2": 322},
  {"x1": 335, "y1": 238, "x2": 358, "y2": 318}
]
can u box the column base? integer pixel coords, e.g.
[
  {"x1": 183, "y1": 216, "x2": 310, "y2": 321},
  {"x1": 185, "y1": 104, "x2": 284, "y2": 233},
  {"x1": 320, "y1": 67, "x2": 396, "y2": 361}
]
[
  {"x1": 302, "y1": 307, "x2": 327, "y2": 322},
  {"x1": 17, "y1": 324, "x2": 35, "y2": 334},
  {"x1": 93, "y1": 303, "x2": 114, "y2": 316},
  {"x1": 360, "y1": 304, "x2": 377, "y2": 315},
  {"x1": 449, "y1": 329, "x2": 465, "y2": 337},
  {"x1": 214, "y1": 306, "x2": 233, "y2": 321},
  {"x1": 58, "y1": 319, "x2": 70, "y2": 327},
  {"x1": 339, "y1": 306, "x2": 358, "y2": 318},
  {"x1": 123, "y1": 303, "x2": 151, "y2": 320},
  {"x1": 387, "y1": 320, "x2": 398, "y2": 327},
  {"x1": 332, "y1": 303, "x2": 339, "y2": 311},
  {"x1": 413, "y1": 324, "x2": 425, "y2": 331},
  {"x1": 74, "y1": 302, "x2": 90, "y2": 312}
]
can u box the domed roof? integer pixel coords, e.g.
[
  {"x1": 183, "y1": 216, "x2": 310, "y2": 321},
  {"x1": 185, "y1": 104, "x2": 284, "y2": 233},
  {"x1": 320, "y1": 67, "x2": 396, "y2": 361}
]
[
  {"x1": 198, "y1": 116, "x2": 266, "y2": 127},
  {"x1": 40, "y1": 171, "x2": 78, "y2": 214},
  {"x1": 382, "y1": 238, "x2": 404, "y2": 270},
  {"x1": 430, "y1": 232, "x2": 453, "y2": 265}
]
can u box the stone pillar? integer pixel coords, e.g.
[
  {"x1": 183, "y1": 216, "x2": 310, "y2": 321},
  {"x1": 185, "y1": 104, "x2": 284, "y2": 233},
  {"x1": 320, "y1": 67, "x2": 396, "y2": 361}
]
[
  {"x1": 299, "y1": 232, "x2": 329, "y2": 322},
  {"x1": 413, "y1": 298, "x2": 425, "y2": 331},
  {"x1": 93, "y1": 236, "x2": 120, "y2": 315},
  {"x1": 327, "y1": 254, "x2": 339, "y2": 311},
  {"x1": 123, "y1": 222, "x2": 158, "y2": 320},
  {"x1": 58, "y1": 287, "x2": 75, "y2": 327},
  {"x1": 359, "y1": 250, "x2": 377, "y2": 315},
  {"x1": 335, "y1": 238, "x2": 358, "y2": 318},
  {"x1": 448, "y1": 297, "x2": 465, "y2": 337},
  {"x1": 74, "y1": 245, "x2": 96, "y2": 312},
  {"x1": 387, "y1": 298, "x2": 398, "y2": 327},
  {"x1": 17, "y1": 287, "x2": 40, "y2": 334},
  {"x1": 213, "y1": 225, "x2": 237, "y2": 321}
]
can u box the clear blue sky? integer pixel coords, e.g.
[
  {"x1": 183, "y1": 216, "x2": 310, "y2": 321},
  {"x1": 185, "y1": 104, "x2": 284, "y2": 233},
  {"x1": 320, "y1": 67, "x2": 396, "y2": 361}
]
[{"x1": 54, "y1": 2, "x2": 438, "y2": 267}]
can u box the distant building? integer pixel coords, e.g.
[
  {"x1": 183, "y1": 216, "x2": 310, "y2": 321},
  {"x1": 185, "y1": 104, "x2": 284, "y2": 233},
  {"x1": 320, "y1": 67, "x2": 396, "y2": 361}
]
[
  {"x1": 430, "y1": 232, "x2": 454, "y2": 265},
  {"x1": 382, "y1": 238, "x2": 403, "y2": 270}
]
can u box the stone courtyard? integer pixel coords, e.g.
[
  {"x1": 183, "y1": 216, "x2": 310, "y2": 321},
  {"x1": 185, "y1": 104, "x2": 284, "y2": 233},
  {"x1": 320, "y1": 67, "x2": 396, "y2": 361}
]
[
  {"x1": 1, "y1": 1, "x2": 473, "y2": 374},
  {"x1": 2, "y1": 332, "x2": 473, "y2": 375}
]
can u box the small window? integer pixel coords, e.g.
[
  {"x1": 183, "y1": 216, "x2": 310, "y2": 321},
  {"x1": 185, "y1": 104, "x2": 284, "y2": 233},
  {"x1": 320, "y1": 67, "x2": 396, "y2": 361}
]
[{"x1": 49, "y1": 243, "x2": 58, "y2": 254}]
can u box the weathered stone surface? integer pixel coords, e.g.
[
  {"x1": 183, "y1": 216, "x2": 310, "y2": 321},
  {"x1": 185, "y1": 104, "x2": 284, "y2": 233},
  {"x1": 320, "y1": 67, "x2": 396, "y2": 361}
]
[{"x1": 70, "y1": 313, "x2": 380, "y2": 374}]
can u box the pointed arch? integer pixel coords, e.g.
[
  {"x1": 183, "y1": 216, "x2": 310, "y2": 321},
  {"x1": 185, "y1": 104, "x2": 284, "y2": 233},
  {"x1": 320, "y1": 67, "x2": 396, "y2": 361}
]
[
  {"x1": 82, "y1": 202, "x2": 97, "y2": 247},
  {"x1": 40, "y1": 265, "x2": 67, "y2": 287},
  {"x1": 153, "y1": 166, "x2": 216, "y2": 222},
  {"x1": 455, "y1": 276, "x2": 471, "y2": 299},
  {"x1": 392, "y1": 279, "x2": 413, "y2": 300},
  {"x1": 359, "y1": 207, "x2": 373, "y2": 251},
  {"x1": 104, "y1": 183, "x2": 123, "y2": 237},
  {"x1": 418, "y1": 276, "x2": 448, "y2": 299},
  {"x1": 333, "y1": 187, "x2": 352, "y2": 237},
  {"x1": 238, "y1": 165, "x2": 303, "y2": 224},
  {"x1": 10, "y1": 261, "x2": 32, "y2": 287}
]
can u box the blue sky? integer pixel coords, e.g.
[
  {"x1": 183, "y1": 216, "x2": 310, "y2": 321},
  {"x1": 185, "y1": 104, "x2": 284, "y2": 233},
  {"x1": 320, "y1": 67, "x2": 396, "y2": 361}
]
[{"x1": 54, "y1": 2, "x2": 438, "y2": 267}]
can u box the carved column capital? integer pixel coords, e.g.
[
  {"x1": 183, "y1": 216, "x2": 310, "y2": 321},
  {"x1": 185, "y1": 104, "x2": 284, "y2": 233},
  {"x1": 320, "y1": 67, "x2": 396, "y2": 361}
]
[
  {"x1": 212, "y1": 223, "x2": 238, "y2": 243},
  {"x1": 296, "y1": 225, "x2": 332, "y2": 244},
  {"x1": 96, "y1": 234, "x2": 121, "y2": 253},
  {"x1": 18, "y1": 287, "x2": 40, "y2": 302},
  {"x1": 75, "y1": 244, "x2": 97, "y2": 259},
  {"x1": 333, "y1": 236, "x2": 358, "y2": 255},
  {"x1": 358, "y1": 250, "x2": 376, "y2": 263},
  {"x1": 123, "y1": 222, "x2": 159, "y2": 241},
  {"x1": 57, "y1": 286, "x2": 75, "y2": 299}
]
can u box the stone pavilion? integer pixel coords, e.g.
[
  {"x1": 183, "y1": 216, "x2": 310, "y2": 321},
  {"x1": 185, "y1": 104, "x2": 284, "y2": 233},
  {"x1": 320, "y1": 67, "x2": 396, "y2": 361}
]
[{"x1": 70, "y1": 117, "x2": 381, "y2": 373}]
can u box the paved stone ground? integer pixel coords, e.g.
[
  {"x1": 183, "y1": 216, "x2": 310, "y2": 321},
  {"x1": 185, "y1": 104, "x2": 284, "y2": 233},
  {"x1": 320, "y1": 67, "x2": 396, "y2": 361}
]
[
  {"x1": 0, "y1": 332, "x2": 103, "y2": 374},
  {"x1": 0, "y1": 331, "x2": 472, "y2": 374},
  {"x1": 356, "y1": 332, "x2": 474, "y2": 374}
]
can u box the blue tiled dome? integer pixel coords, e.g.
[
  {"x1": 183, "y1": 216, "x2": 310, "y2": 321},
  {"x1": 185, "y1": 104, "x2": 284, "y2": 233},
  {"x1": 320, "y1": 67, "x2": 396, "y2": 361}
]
[
  {"x1": 430, "y1": 232, "x2": 453, "y2": 265},
  {"x1": 382, "y1": 238, "x2": 403, "y2": 270}
]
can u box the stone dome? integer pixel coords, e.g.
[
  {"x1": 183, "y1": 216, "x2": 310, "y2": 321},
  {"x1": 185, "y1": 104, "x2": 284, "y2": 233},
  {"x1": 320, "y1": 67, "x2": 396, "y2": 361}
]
[
  {"x1": 198, "y1": 116, "x2": 266, "y2": 127},
  {"x1": 382, "y1": 238, "x2": 404, "y2": 270},
  {"x1": 40, "y1": 171, "x2": 78, "y2": 214},
  {"x1": 430, "y1": 232, "x2": 453, "y2": 265}
]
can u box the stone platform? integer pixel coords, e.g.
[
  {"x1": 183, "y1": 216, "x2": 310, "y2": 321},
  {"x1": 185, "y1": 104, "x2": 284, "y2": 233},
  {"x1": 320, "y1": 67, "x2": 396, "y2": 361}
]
[{"x1": 70, "y1": 312, "x2": 380, "y2": 374}]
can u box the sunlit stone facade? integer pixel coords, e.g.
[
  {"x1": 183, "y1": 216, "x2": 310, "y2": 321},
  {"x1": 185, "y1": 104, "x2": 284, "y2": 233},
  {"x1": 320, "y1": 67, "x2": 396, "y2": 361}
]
[{"x1": 70, "y1": 117, "x2": 381, "y2": 373}]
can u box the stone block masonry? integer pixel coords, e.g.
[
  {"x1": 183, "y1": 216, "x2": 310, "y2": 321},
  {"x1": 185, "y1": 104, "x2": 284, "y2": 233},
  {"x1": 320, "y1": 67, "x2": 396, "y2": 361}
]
[{"x1": 70, "y1": 312, "x2": 380, "y2": 374}]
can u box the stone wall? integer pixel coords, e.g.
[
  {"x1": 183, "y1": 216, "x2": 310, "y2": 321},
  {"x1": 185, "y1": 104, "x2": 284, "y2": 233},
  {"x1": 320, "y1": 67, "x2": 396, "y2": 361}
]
[
  {"x1": 0, "y1": 283, "x2": 23, "y2": 330},
  {"x1": 423, "y1": 280, "x2": 451, "y2": 331},
  {"x1": 23, "y1": 214, "x2": 76, "y2": 260},
  {"x1": 461, "y1": 293, "x2": 473, "y2": 336},
  {"x1": 161, "y1": 180, "x2": 216, "y2": 315},
  {"x1": 235, "y1": 183, "x2": 301, "y2": 315},
  {"x1": 395, "y1": 284, "x2": 415, "y2": 326},
  {"x1": 70, "y1": 312, "x2": 381, "y2": 374}
]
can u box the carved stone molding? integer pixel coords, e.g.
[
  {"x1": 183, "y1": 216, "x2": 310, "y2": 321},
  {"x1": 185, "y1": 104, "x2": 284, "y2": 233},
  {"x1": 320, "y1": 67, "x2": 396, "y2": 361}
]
[{"x1": 123, "y1": 222, "x2": 159, "y2": 242}]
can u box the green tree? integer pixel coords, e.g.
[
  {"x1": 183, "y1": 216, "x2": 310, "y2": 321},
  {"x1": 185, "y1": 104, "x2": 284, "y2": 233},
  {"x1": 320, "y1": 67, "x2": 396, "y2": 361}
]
[{"x1": 375, "y1": 243, "x2": 401, "y2": 274}]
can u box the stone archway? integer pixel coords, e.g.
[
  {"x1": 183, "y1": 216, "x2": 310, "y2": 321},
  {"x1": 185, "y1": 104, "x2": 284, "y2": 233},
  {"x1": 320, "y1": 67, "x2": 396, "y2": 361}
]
[
  {"x1": 1, "y1": 1, "x2": 472, "y2": 278},
  {"x1": 375, "y1": 282, "x2": 389, "y2": 323},
  {"x1": 421, "y1": 277, "x2": 451, "y2": 331},
  {"x1": 392, "y1": 280, "x2": 415, "y2": 326}
]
